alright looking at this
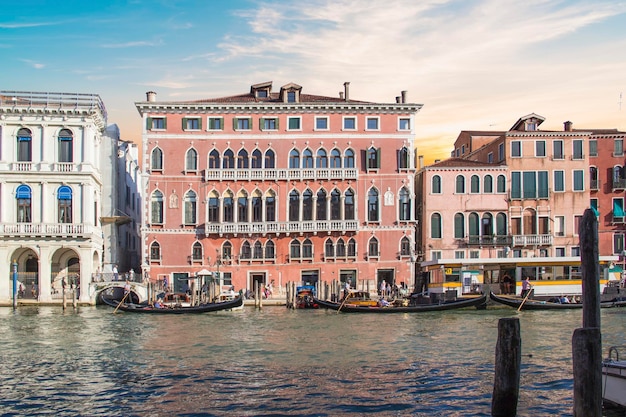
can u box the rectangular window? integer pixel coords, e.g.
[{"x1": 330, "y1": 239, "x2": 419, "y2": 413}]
[
  {"x1": 573, "y1": 140, "x2": 584, "y2": 159},
  {"x1": 591, "y1": 198, "x2": 599, "y2": 217},
  {"x1": 470, "y1": 250, "x2": 480, "y2": 259},
  {"x1": 431, "y1": 251, "x2": 441, "y2": 261},
  {"x1": 589, "y1": 140, "x2": 598, "y2": 157},
  {"x1": 538, "y1": 171, "x2": 548, "y2": 198},
  {"x1": 571, "y1": 247, "x2": 580, "y2": 257},
  {"x1": 398, "y1": 118, "x2": 410, "y2": 130},
  {"x1": 234, "y1": 118, "x2": 251, "y2": 130},
  {"x1": 573, "y1": 170, "x2": 584, "y2": 191},
  {"x1": 261, "y1": 118, "x2": 278, "y2": 130},
  {"x1": 554, "y1": 170, "x2": 565, "y2": 192},
  {"x1": 535, "y1": 141, "x2": 546, "y2": 157},
  {"x1": 615, "y1": 139, "x2": 624, "y2": 156},
  {"x1": 487, "y1": 153, "x2": 493, "y2": 163},
  {"x1": 343, "y1": 117, "x2": 356, "y2": 130},
  {"x1": 287, "y1": 91, "x2": 296, "y2": 102},
  {"x1": 208, "y1": 117, "x2": 223, "y2": 130},
  {"x1": 614, "y1": 234, "x2": 625, "y2": 254},
  {"x1": 454, "y1": 251, "x2": 465, "y2": 259},
  {"x1": 498, "y1": 143, "x2": 504, "y2": 161},
  {"x1": 366, "y1": 117, "x2": 379, "y2": 130},
  {"x1": 149, "y1": 117, "x2": 166, "y2": 130},
  {"x1": 523, "y1": 171, "x2": 536, "y2": 199},
  {"x1": 553, "y1": 140, "x2": 564, "y2": 159},
  {"x1": 555, "y1": 247, "x2": 566, "y2": 257},
  {"x1": 315, "y1": 117, "x2": 329, "y2": 130},
  {"x1": 555, "y1": 215, "x2": 565, "y2": 236},
  {"x1": 613, "y1": 198, "x2": 625, "y2": 222},
  {"x1": 511, "y1": 141, "x2": 522, "y2": 157},
  {"x1": 574, "y1": 215, "x2": 582, "y2": 236},
  {"x1": 183, "y1": 118, "x2": 201, "y2": 130},
  {"x1": 287, "y1": 117, "x2": 301, "y2": 130},
  {"x1": 511, "y1": 172, "x2": 521, "y2": 199}
]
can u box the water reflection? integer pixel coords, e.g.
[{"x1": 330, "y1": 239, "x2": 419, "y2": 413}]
[{"x1": 1, "y1": 306, "x2": 625, "y2": 416}]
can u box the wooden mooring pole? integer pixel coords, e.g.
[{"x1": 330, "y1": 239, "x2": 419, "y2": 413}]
[
  {"x1": 491, "y1": 317, "x2": 521, "y2": 417},
  {"x1": 572, "y1": 209, "x2": 602, "y2": 417}
]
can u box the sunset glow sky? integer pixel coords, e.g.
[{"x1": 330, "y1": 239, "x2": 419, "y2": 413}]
[{"x1": 2, "y1": 0, "x2": 626, "y2": 164}]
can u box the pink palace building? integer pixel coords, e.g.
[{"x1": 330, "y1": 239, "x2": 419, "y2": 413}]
[{"x1": 135, "y1": 81, "x2": 422, "y2": 295}]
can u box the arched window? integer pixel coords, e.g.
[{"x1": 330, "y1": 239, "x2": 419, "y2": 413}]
[
  {"x1": 16, "y1": 184, "x2": 32, "y2": 223},
  {"x1": 151, "y1": 190, "x2": 164, "y2": 224},
  {"x1": 482, "y1": 213, "x2": 493, "y2": 236},
  {"x1": 484, "y1": 175, "x2": 493, "y2": 193},
  {"x1": 265, "y1": 191, "x2": 276, "y2": 222},
  {"x1": 221, "y1": 241, "x2": 233, "y2": 260},
  {"x1": 330, "y1": 148, "x2": 342, "y2": 168},
  {"x1": 289, "y1": 149, "x2": 300, "y2": 169},
  {"x1": 368, "y1": 188, "x2": 379, "y2": 222},
  {"x1": 399, "y1": 187, "x2": 411, "y2": 221},
  {"x1": 237, "y1": 191, "x2": 248, "y2": 223},
  {"x1": 265, "y1": 240, "x2": 275, "y2": 259},
  {"x1": 316, "y1": 149, "x2": 328, "y2": 168},
  {"x1": 17, "y1": 128, "x2": 32, "y2": 162},
  {"x1": 470, "y1": 175, "x2": 480, "y2": 193},
  {"x1": 330, "y1": 189, "x2": 341, "y2": 220},
  {"x1": 251, "y1": 149, "x2": 262, "y2": 168},
  {"x1": 208, "y1": 192, "x2": 219, "y2": 223},
  {"x1": 150, "y1": 241, "x2": 161, "y2": 260},
  {"x1": 398, "y1": 147, "x2": 409, "y2": 169},
  {"x1": 400, "y1": 236, "x2": 411, "y2": 256},
  {"x1": 290, "y1": 239, "x2": 301, "y2": 259},
  {"x1": 151, "y1": 147, "x2": 163, "y2": 171},
  {"x1": 184, "y1": 190, "x2": 197, "y2": 225},
  {"x1": 454, "y1": 213, "x2": 464, "y2": 239},
  {"x1": 303, "y1": 189, "x2": 313, "y2": 221},
  {"x1": 368, "y1": 237, "x2": 379, "y2": 257},
  {"x1": 223, "y1": 191, "x2": 234, "y2": 222},
  {"x1": 58, "y1": 185, "x2": 72, "y2": 223},
  {"x1": 430, "y1": 213, "x2": 442, "y2": 239},
  {"x1": 302, "y1": 238, "x2": 313, "y2": 258},
  {"x1": 316, "y1": 189, "x2": 327, "y2": 220},
  {"x1": 344, "y1": 189, "x2": 355, "y2": 220},
  {"x1": 468, "y1": 212, "x2": 479, "y2": 238},
  {"x1": 240, "y1": 241, "x2": 251, "y2": 259},
  {"x1": 336, "y1": 238, "x2": 346, "y2": 257},
  {"x1": 496, "y1": 212, "x2": 507, "y2": 236},
  {"x1": 289, "y1": 190, "x2": 300, "y2": 222},
  {"x1": 253, "y1": 241, "x2": 263, "y2": 259},
  {"x1": 347, "y1": 238, "x2": 356, "y2": 257},
  {"x1": 209, "y1": 149, "x2": 220, "y2": 169},
  {"x1": 185, "y1": 148, "x2": 198, "y2": 171},
  {"x1": 223, "y1": 149, "x2": 235, "y2": 169},
  {"x1": 325, "y1": 239, "x2": 334, "y2": 257},
  {"x1": 237, "y1": 149, "x2": 249, "y2": 169},
  {"x1": 302, "y1": 148, "x2": 314, "y2": 168},
  {"x1": 58, "y1": 129, "x2": 73, "y2": 163},
  {"x1": 455, "y1": 175, "x2": 465, "y2": 193},
  {"x1": 367, "y1": 147, "x2": 379, "y2": 170},
  {"x1": 344, "y1": 149, "x2": 355, "y2": 168},
  {"x1": 497, "y1": 175, "x2": 506, "y2": 193},
  {"x1": 432, "y1": 175, "x2": 442, "y2": 194},
  {"x1": 264, "y1": 149, "x2": 275, "y2": 169},
  {"x1": 252, "y1": 192, "x2": 262, "y2": 222},
  {"x1": 192, "y1": 241, "x2": 203, "y2": 261}
]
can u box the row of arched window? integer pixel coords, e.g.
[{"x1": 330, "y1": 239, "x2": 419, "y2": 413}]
[
  {"x1": 432, "y1": 174, "x2": 507, "y2": 194},
  {"x1": 151, "y1": 145, "x2": 412, "y2": 171},
  {"x1": 15, "y1": 128, "x2": 74, "y2": 163},
  {"x1": 149, "y1": 186, "x2": 413, "y2": 225},
  {"x1": 149, "y1": 236, "x2": 414, "y2": 261},
  {"x1": 15, "y1": 184, "x2": 73, "y2": 223}
]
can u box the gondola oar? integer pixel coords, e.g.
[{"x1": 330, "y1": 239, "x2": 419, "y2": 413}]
[
  {"x1": 337, "y1": 291, "x2": 353, "y2": 314},
  {"x1": 113, "y1": 291, "x2": 130, "y2": 314},
  {"x1": 517, "y1": 286, "x2": 533, "y2": 312}
]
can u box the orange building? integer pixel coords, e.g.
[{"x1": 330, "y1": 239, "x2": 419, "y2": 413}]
[{"x1": 135, "y1": 81, "x2": 422, "y2": 295}]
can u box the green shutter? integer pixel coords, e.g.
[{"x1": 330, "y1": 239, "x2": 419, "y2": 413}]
[
  {"x1": 146, "y1": 117, "x2": 152, "y2": 129},
  {"x1": 182, "y1": 118, "x2": 187, "y2": 129},
  {"x1": 233, "y1": 118, "x2": 238, "y2": 130},
  {"x1": 259, "y1": 118, "x2": 265, "y2": 130},
  {"x1": 376, "y1": 148, "x2": 381, "y2": 168},
  {"x1": 163, "y1": 117, "x2": 167, "y2": 129},
  {"x1": 276, "y1": 118, "x2": 280, "y2": 130},
  {"x1": 197, "y1": 118, "x2": 202, "y2": 130}
]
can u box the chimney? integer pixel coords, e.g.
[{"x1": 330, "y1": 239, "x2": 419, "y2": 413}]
[
  {"x1": 146, "y1": 91, "x2": 157, "y2": 102},
  {"x1": 564, "y1": 121, "x2": 573, "y2": 132},
  {"x1": 418, "y1": 155, "x2": 424, "y2": 169},
  {"x1": 343, "y1": 82, "x2": 350, "y2": 101},
  {"x1": 396, "y1": 96, "x2": 401, "y2": 103},
  {"x1": 339, "y1": 92, "x2": 344, "y2": 100},
  {"x1": 401, "y1": 90, "x2": 407, "y2": 103}
]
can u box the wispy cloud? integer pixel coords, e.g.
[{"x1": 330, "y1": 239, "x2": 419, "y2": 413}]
[
  {"x1": 0, "y1": 20, "x2": 66, "y2": 29},
  {"x1": 101, "y1": 40, "x2": 163, "y2": 48},
  {"x1": 19, "y1": 59, "x2": 45, "y2": 69}
]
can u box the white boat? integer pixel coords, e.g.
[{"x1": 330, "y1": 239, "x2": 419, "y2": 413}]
[
  {"x1": 602, "y1": 345, "x2": 626, "y2": 408},
  {"x1": 217, "y1": 289, "x2": 244, "y2": 310}
]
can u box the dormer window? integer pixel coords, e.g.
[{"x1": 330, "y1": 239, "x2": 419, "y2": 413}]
[
  {"x1": 526, "y1": 122, "x2": 537, "y2": 131},
  {"x1": 287, "y1": 91, "x2": 296, "y2": 102},
  {"x1": 257, "y1": 90, "x2": 268, "y2": 98},
  {"x1": 279, "y1": 83, "x2": 302, "y2": 103}
]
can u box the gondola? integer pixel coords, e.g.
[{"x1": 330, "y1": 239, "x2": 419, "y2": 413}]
[
  {"x1": 489, "y1": 292, "x2": 626, "y2": 310},
  {"x1": 313, "y1": 292, "x2": 488, "y2": 313},
  {"x1": 101, "y1": 294, "x2": 244, "y2": 314}
]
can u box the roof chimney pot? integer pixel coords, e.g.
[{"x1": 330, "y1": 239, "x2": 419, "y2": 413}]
[
  {"x1": 343, "y1": 82, "x2": 350, "y2": 101},
  {"x1": 564, "y1": 121, "x2": 573, "y2": 132},
  {"x1": 146, "y1": 91, "x2": 157, "y2": 102}
]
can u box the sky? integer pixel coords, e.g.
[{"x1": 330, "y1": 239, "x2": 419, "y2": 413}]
[{"x1": 2, "y1": 0, "x2": 626, "y2": 164}]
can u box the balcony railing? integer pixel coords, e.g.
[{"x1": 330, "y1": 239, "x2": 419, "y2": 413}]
[
  {"x1": 613, "y1": 179, "x2": 626, "y2": 190},
  {"x1": 203, "y1": 220, "x2": 359, "y2": 235},
  {"x1": 5, "y1": 162, "x2": 79, "y2": 173},
  {"x1": 511, "y1": 234, "x2": 553, "y2": 247},
  {"x1": 204, "y1": 167, "x2": 358, "y2": 182},
  {"x1": 466, "y1": 235, "x2": 512, "y2": 246},
  {"x1": 0, "y1": 222, "x2": 95, "y2": 238},
  {"x1": 590, "y1": 179, "x2": 599, "y2": 190}
]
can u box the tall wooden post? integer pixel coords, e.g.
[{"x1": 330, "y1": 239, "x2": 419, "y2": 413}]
[
  {"x1": 572, "y1": 209, "x2": 602, "y2": 416},
  {"x1": 492, "y1": 318, "x2": 521, "y2": 417}
]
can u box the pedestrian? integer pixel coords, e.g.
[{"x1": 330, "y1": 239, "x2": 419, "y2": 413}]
[
  {"x1": 163, "y1": 276, "x2": 169, "y2": 292},
  {"x1": 113, "y1": 264, "x2": 119, "y2": 281},
  {"x1": 129, "y1": 268, "x2": 135, "y2": 282},
  {"x1": 343, "y1": 279, "x2": 351, "y2": 299},
  {"x1": 32, "y1": 282, "x2": 38, "y2": 298},
  {"x1": 379, "y1": 280, "x2": 386, "y2": 297}
]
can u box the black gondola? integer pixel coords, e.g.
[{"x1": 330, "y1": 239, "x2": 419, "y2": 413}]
[
  {"x1": 313, "y1": 292, "x2": 488, "y2": 313},
  {"x1": 101, "y1": 294, "x2": 243, "y2": 314},
  {"x1": 489, "y1": 292, "x2": 626, "y2": 310}
]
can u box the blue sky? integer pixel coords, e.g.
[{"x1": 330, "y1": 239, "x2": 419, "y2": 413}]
[{"x1": 2, "y1": 0, "x2": 626, "y2": 162}]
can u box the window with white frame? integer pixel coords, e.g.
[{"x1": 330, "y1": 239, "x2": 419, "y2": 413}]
[
  {"x1": 554, "y1": 170, "x2": 565, "y2": 192},
  {"x1": 287, "y1": 117, "x2": 301, "y2": 130},
  {"x1": 535, "y1": 140, "x2": 546, "y2": 157},
  {"x1": 553, "y1": 140, "x2": 564, "y2": 159},
  {"x1": 613, "y1": 233, "x2": 625, "y2": 254},
  {"x1": 511, "y1": 141, "x2": 522, "y2": 157},
  {"x1": 573, "y1": 170, "x2": 584, "y2": 191},
  {"x1": 555, "y1": 247, "x2": 566, "y2": 257},
  {"x1": 366, "y1": 117, "x2": 379, "y2": 130},
  {"x1": 148, "y1": 117, "x2": 166, "y2": 130},
  {"x1": 398, "y1": 118, "x2": 410, "y2": 130},
  {"x1": 455, "y1": 250, "x2": 465, "y2": 259},
  {"x1": 208, "y1": 117, "x2": 223, "y2": 130},
  {"x1": 315, "y1": 117, "x2": 329, "y2": 130},
  {"x1": 234, "y1": 117, "x2": 251, "y2": 130},
  {"x1": 261, "y1": 117, "x2": 278, "y2": 130},
  {"x1": 555, "y1": 215, "x2": 565, "y2": 237},
  {"x1": 343, "y1": 117, "x2": 356, "y2": 130},
  {"x1": 183, "y1": 117, "x2": 201, "y2": 130}
]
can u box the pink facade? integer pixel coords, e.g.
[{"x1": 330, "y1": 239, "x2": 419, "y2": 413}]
[{"x1": 136, "y1": 82, "x2": 422, "y2": 294}]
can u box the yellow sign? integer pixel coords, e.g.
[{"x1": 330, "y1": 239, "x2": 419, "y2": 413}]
[{"x1": 445, "y1": 268, "x2": 453, "y2": 275}]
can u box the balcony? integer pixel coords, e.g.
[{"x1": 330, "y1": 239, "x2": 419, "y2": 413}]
[
  {"x1": 613, "y1": 179, "x2": 626, "y2": 190},
  {"x1": 4, "y1": 162, "x2": 80, "y2": 173},
  {"x1": 204, "y1": 167, "x2": 358, "y2": 182},
  {"x1": 511, "y1": 234, "x2": 553, "y2": 247},
  {"x1": 590, "y1": 179, "x2": 599, "y2": 191},
  {"x1": 0, "y1": 222, "x2": 97, "y2": 239},
  {"x1": 203, "y1": 220, "x2": 359, "y2": 236},
  {"x1": 466, "y1": 235, "x2": 512, "y2": 246}
]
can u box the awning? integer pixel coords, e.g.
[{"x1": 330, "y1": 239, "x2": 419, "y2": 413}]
[
  {"x1": 591, "y1": 206, "x2": 599, "y2": 216},
  {"x1": 614, "y1": 200, "x2": 624, "y2": 217}
]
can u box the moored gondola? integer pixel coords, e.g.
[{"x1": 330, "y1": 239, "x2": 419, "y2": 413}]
[
  {"x1": 314, "y1": 292, "x2": 487, "y2": 313},
  {"x1": 489, "y1": 292, "x2": 626, "y2": 310},
  {"x1": 101, "y1": 293, "x2": 243, "y2": 314}
]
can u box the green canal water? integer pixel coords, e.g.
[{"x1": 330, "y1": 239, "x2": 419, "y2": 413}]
[{"x1": 1, "y1": 305, "x2": 625, "y2": 416}]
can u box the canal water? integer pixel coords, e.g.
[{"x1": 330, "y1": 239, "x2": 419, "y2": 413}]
[{"x1": 1, "y1": 305, "x2": 625, "y2": 416}]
